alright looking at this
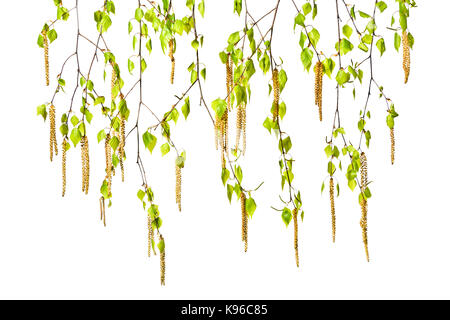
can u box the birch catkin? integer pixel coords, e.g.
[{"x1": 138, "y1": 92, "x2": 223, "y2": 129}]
[
  {"x1": 43, "y1": 30, "x2": 49, "y2": 86},
  {"x1": 62, "y1": 139, "x2": 67, "y2": 197},
  {"x1": 390, "y1": 127, "x2": 395, "y2": 165},
  {"x1": 360, "y1": 152, "x2": 369, "y2": 262},
  {"x1": 105, "y1": 134, "x2": 112, "y2": 197},
  {"x1": 175, "y1": 164, "x2": 182, "y2": 212},
  {"x1": 314, "y1": 61, "x2": 323, "y2": 121},
  {"x1": 293, "y1": 208, "x2": 299, "y2": 268},
  {"x1": 226, "y1": 54, "x2": 233, "y2": 111},
  {"x1": 81, "y1": 135, "x2": 90, "y2": 195},
  {"x1": 120, "y1": 115, "x2": 125, "y2": 182},
  {"x1": 236, "y1": 104, "x2": 247, "y2": 155},
  {"x1": 148, "y1": 216, "x2": 154, "y2": 257},
  {"x1": 402, "y1": 31, "x2": 410, "y2": 84},
  {"x1": 111, "y1": 63, "x2": 117, "y2": 102},
  {"x1": 330, "y1": 177, "x2": 336, "y2": 243},
  {"x1": 272, "y1": 68, "x2": 280, "y2": 122},
  {"x1": 49, "y1": 104, "x2": 58, "y2": 161},
  {"x1": 169, "y1": 39, "x2": 175, "y2": 84},
  {"x1": 240, "y1": 192, "x2": 248, "y2": 252},
  {"x1": 160, "y1": 235, "x2": 166, "y2": 286},
  {"x1": 99, "y1": 196, "x2": 106, "y2": 227}
]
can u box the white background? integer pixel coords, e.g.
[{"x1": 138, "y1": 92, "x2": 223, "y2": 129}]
[{"x1": 0, "y1": 0, "x2": 448, "y2": 299}]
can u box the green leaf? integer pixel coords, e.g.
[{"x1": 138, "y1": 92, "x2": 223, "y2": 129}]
[
  {"x1": 376, "y1": 1, "x2": 387, "y2": 13},
  {"x1": 211, "y1": 98, "x2": 227, "y2": 118},
  {"x1": 300, "y1": 48, "x2": 314, "y2": 71},
  {"x1": 198, "y1": 0, "x2": 205, "y2": 17},
  {"x1": 97, "y1": 129, "x2": 106, "y2": 143},
  {"x1": 281, "y1": 208, "x2": 292, "y2": 227},
  {"x1": 394, "y1": 32, "x2": 401, "y2": 51},
  {"x1": 142, "y1": 131, "x2": 157, "y2": 153},
  {"x1": 336, "y1": 69, "x2": 350, "y2": 86},
  {"x1": 135, "y1": 8, "x2": 144, "y2": 21},
  {"x1": 182, "y1": 97, "x2": 190, "y2": 120},
  {"x1": 37, "y1": 104, "x2": 47, "y2": 121},
  {"x1": 376, "y1": 38, "x2": 386, "y2": 56},
  {"x1": 343, "y1": 24, "x2": 353, "y2": 39},
  {"x1": 246, "y1": 197, "x2": 257, "y2": 218},
  {"x1": 221, "y1": 168, "x2": 230, "y2": 186},
  {"x1": 160, "y1": 143, "x2": 170, "y2": 156},
  {"x1": 294, "y1": 13, "x2": 305, "y2": 27},
  {"x1": 228, "y1": 31, "x2": 240, "y2": 45},
  {"x1": 308, "y1": 28, "x2": 320, "y2": 48},
  {"x1": 137, "y1": 190, "x2": 145, "y2": 201},
  {"x1": 227, "y1": 184, "x2": 233, "y2": 203},
  {"x1": 70, "y1": 128, "x2": 82, "y2": 147}
]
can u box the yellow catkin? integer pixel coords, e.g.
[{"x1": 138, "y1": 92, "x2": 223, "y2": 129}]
[
  {"x1": 314, "y1": 61, "x2": 323, "y2": 121},
  {"x1": 236, "y1": 104, "x2": 243, "y2": 150},
  {"x1": 402, "y1": 31, "x2": 410, "y2": 84},
  {"x1": 160, "y1": 235, "x2": 166, "y2": 286},
  {"x1": 240, "y1": 192, "x2": 248, "y2": 252},
  {"x1": 236, "y1": 104, "x2": 246, "y2": 155},
  {"x1": 390, "y1": 127, "x2": 395, "y2": 165},
  {"x1": 49, "y1": 105, "x2": 57, "y2": 161},
  {"x1": 293, "y1": 208, "x2": 299, "y2": 268},
  {"x1": 99, "y1": 196, "x2": 106, "y2": 227},
  {"x1": 105, "y1": 134, "x2": 112, "y2": 196},
  {"x1": 120, "y1": 116, "x2": 125, "y2": 182},
  {"x1": 81, "y1": 136, "x2": 86, "y2": 193},
  {"x1": 169, "y1": 39, "x2": 175, "y2": 84},
  {"x1": 43, "y1": 30, "x2": 49, "y2": 86},
  {"x1": 330, "y1": 177, "x2": 336, "y2": 243},
  {"x1": 62, "y1": 139, "x2": 67, "y2": 197},
  {"x1": 148, "y1": 216, "x2": 155, "y2": 257},
  {"x1": 360, "y1": 152, "x2": 369, "y2": 262},
  {"x1": 85, "y1": 136, "x2": 90, "y2": 195},
  {"x1": 272, "y1": 69, "x2": 280, "y2": 122},
  {"x1": 214, "y1": 114, "x2": 220, "y2": 150},
  {"x1": 111, "y1": 63, "x2": 117, "y2": 102},
  {"x1": 226, "y1": 54, "x2": 233, "y2": 111},
  {"x1": 242, "y1": 104, "x2": 247, "y2": 155},
  {"x1": 81, "y1": 135, "x2": 90, "y2": 195},
  {"x1": 175, "y1": 164, "x2": 182, "y2": 212},
  {"x1": 223, "y1": 110, "x2": 229, "y2": 154}
]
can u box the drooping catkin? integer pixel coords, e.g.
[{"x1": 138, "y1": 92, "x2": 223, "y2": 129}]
[
  {"x1": 242, "y1": 104, "x2": 247, "y2": 155},
  {"x1": 240, "y1": 192, "x2": 248, "y2": 252},
  {"x1": 236, "y1": 104, "x2": 243, "y2": 149},
  {"x1": 169, "y1": 39, "x2": 175, "y2": 84},
  {"x1": 105, "y1": 134, "x2": 112, "y2": 197},
  {"x1": 111, "y1": 63, "x2": 117, "y2": 102},
  {"x1": 43, "y1": 30, "x2": 49, "y2": 86},
  {"x1": 120, "y1": 115, "x2": 125, "y2": 182},
  {"x1": 81, "y1": 136, "x2": 86, "y2": 193},
  {"x1": 62, "y1": 139, "x2": 67, "y2": 197},
  {"x1": 148, "y1": 216, "x2": 154, "y2": 257},
  {"x1": 99, "y1": 196, "x2": 106, "y2": 227},
  {"x1": 272, "y1": 68, "x2": 280, "y2": 122},
  {"x1": 330, "y1": 177, "x2": 336, "y2": 243},
  {"x1": 402, "y1": 31, "x2": 410, "y2": 84},
  {"x1": 360, "y1": 152, "x2": 369, "y2": 262},
  {"x1": 236, "y1": 104, "x2": 247, "y2": 155},
  {"x1": 159, "y1": 235, "x2": 166, "y2": 286},
  {"x1": 175, "y1": 164, "x2": 182, "y2": 212},
  {"x1": 293, "y1": 208, "x2": 299, "y2": 267},
  {"x1": 49, "y1": 105, "x2": 58, "y2": 161},
  {"x1": 226, "y1": 54, "x2": 233, "y2": 110},
  {"x1": 314, "y1": 61, "x2": 323, "y2": 121},
  {"x1": 214, "y1": 114, "x2": 220, "y2": 150},
  {"x1": 81, "y1": 135, "x2": 90, "y2": 195},
  {"x1": 390, "y1": 127, "x2": 396, "y2": 165}
]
